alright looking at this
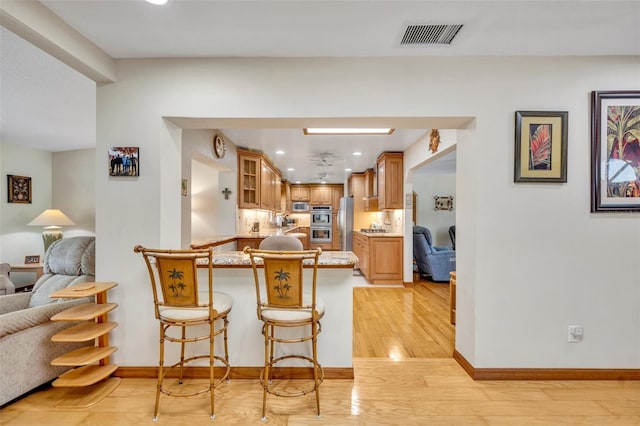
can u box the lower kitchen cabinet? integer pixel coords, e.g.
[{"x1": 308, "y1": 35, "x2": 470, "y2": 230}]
[
  {"x1": 236, "y1": 238, "x2": 263, "y2": 250},
  {"x1": 352, "y1": 232, "x2": 403, "y2": 284}
]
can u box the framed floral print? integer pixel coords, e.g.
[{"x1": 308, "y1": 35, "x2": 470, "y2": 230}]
[
  {"x1": 514, "y1": 111, "x2": 568, "y2": 183},
  {"x1": 591, "y1": 91, "x2": 640, "y2": 212},
  {"x1": 7, "y1": 175, "x2": 32, "y2": 203}
]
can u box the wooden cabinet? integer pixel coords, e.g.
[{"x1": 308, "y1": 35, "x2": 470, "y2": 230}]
[
  {"x1": 238, "y1": 150, "x2": 261, "y2": 209},
  {"x1": 236, "y1": 238, "x2": 262, "y2": 250},
  {"x1": 352, "y1": 233, "x2": 403, "y2": 284},
  {"x1": 49, "y1": 282, "x2": 120, "y2": 407},
  {"x1": 310, "y1": 185, "x2": 332, "y2": 205},
  {"x1": 282, "y1": 180, "x2": 291, "y2": 212},
  {"x1": 450, "y1": 272, "x2": 457, "y2": 325},
  {"x1": 352, "y1": 232, "x2": 369, "y2": 278},
  {"x1": 291, "y1": 185, "x2": 310, "y2": 201},
  {"x1": 377, "y1": 152, "x2": 403, "y2": 210},
  {"x1": 260, "y1": 161, "x2": 280, "y2": 211},
  {"x1": 238, "y1": 149, "x2": 281, "y2": 211},
  {"x1": 363, "y1": 169, "x2": 378, "y2": 212},
  {"x1": 348, "y1": 173, "x2": 362, "y2": 198},
  {"x1": 331, "y1": 186, "x2": 343, "y2": 210},
  {"x1": 297, "y1": 227, "x2": 310, "y2": 249}
]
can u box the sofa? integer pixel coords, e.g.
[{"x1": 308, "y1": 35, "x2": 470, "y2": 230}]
[
  {"x1": 413, "y1": 226, "x2": 456, "y2": 282},
  {"x1": 0, "y1": 263, "x2": 15, "y2": 295},
  {"x1": 0, "y1": 236, "x2": 96, "y2": 406}
]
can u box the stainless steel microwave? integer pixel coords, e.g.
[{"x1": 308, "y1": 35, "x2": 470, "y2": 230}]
[{"x1": 291, "y1": 202, "x2": 309, "y2": 212}]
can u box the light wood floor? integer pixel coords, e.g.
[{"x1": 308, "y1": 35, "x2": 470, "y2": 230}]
[{"x1": 2, "y1": 280, "x2": 639, "y2": 425}]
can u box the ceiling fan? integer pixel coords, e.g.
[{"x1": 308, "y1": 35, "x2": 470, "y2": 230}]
[
  {"x1": 308, "y1": 152, "x2": 341, "y2": 167},
  {"x1": 308, "y1": 171, "x2": 336, "y2": 183}
]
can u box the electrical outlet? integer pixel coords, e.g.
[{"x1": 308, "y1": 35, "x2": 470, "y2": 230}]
[{"x1": 568, "y1": 325, "x2": 584, "y2": 343}]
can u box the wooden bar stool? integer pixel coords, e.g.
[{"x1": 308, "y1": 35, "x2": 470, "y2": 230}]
[
  {"x1": 134, "y1": 246, "x2": 232, "y2": 421},
  {"x1": 245, "y1": 245, "x2": 324, "y2": 420}
]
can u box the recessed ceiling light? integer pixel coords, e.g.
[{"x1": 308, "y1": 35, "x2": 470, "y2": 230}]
[
  {"x1": 320, "y1": 181, "x2": 326, "y2": 184},
  {"x1": 295, "y1": 181, "x2": 301, "y2": 184},
  {"x1": 353, "y1": 152, "x2": 362, "y2": 156},
  {"x1": 304, "y1": 128, "x2": 394, "y2": 135},
  {"x1": 275, "y1": 150, "x2": 285, "y2": 155},
  {"x1": 145, "y1": 0, "x2": 168, "y2": 5},
  {"x1": 345, "y1": 168, "x2": 352, "y2": 172},
  {"x1": 287, "y1": 168, "x2": 294, "y2": 171}
]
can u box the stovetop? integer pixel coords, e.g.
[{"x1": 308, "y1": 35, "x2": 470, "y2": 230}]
[{"x1": 360, "y1": 228, "x2": 388, "y2": 233}]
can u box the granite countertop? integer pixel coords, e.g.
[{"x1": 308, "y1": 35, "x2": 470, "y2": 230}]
[
  {"x1": 353, "y1": 230, "x2": 404, "y2": 238},
  {"x1": 236, "y1": 226, "x2": 306, "y2": 239},
  {"x1": 200, "y1": 250, "x2": 358, "y2": 268}
]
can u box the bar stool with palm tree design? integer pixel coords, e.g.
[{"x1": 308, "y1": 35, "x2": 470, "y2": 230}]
[
  {"x1": 245, "y1": 238, "x2": 324, "y2": 420},
  {"x1": 134, "y1": 245, "x2": 232, "y2": 421}
]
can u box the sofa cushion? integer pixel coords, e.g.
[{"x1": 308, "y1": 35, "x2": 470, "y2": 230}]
[
  {"x1": 28, "y1": 275, "x2": 94, "y2": 308},
  {"x1": 44, "y1": 236, "x2": 95, "y2": 276}
]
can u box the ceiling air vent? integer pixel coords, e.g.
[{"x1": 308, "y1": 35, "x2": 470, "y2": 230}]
[{"x1": 400, "y1": 24, "x2": 463, "y2": 45}]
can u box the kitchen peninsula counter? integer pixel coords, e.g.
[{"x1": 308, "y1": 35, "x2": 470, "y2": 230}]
[
  {"x1": 191, "y1": 226, "x2": 308, "y2": 249},
  {"x1": 189, "y1": 248, "x2": 356, "y2": 374},
  {"x1": 209, "y1": 250, "x2": 357, "y2": 268}
]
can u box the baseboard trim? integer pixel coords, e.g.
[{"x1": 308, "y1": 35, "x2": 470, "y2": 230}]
[
  {"x1": 115, "y1": 366, "x2": 354, "y2": 380},
  {"x1": 453, "y1": 350, "x2": 640, "y2": 380}
]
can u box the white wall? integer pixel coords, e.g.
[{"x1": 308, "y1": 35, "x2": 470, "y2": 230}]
[
  {"x1": 52, "y1": 148, "x2": 96, "y2": 238},
  {"x1": 96, "y1": 56, "x2": 640, "y2": 369},
  {"x1": 180, "y1": 129, "x2": 237, "y2": 248},
  {"x1": 0, "y1": 143, "x2": 95, "y2": 285},
  {"x1": 0, "y1": 142, "x2": 52, "y2": 262},
  {"x1": 414, "y1": 173, "x2": 456, "y2": 247}
]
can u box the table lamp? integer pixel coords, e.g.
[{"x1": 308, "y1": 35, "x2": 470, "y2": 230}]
[{"x1": 28, "y1": 209, "x2": 75, "y2": 253}]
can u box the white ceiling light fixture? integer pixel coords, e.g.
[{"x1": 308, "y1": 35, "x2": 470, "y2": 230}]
[
  {"x1": 303, "y1": 128, "x2": 394, "y2": 135},
  {"x1": 353, "y1": 152, "x2": 362, "y2": 156},
  {"x1": 145, "y1": 0, "x2": 169, "y2": 5},
  {"x1": 275, "y1": 150, "x2": 285, "y2": 155}
]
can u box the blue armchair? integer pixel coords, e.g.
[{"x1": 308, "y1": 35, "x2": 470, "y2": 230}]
[{"x1": 413, "y1": 226, "x2": 456, "y2": 282}]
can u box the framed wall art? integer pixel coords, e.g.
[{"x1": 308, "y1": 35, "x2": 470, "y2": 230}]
[
  {"x1": 109, "y1": 147, "x2": 139, "y2": 177},
  {"x1": 7, "y1": 175, "x2": 32, "y2": 203},
  {"x1": 514, "y1": 111, "x2": 568, "y2": 183},
  {"x1": 24, "y1": 255, "x2": 40, "y2": 264},
  {"x1": 591, "y1": 91, "x2": 640, "y2": 212}
]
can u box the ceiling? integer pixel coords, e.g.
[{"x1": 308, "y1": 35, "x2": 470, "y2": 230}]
[{"x1": 2, "y1": 1, "x2": 638, "y2": 182}]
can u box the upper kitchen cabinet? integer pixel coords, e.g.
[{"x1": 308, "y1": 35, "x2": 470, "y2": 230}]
[
  {"x1": 291, "y1": 184, "x2": 310, "y2": 201},
  {"x1": 310, "y1": 185, "x2": 332, "y2": 206},
  {"x1": 260, "y1": 160, "x2": 281, "y2": 211},
  {"x1": 377, "y1": 152, "x2": 404, "y2": 210},
  {"x1": 238, "y1": 149, "x2": 261, "y2": 209},
  {"x1": 363, "y1": 168, "x2": 378, "y2": 212},
  {"x1": 237, "y1": 149, "x2": 282, "y2": 211},
  {"x1": 331, "y1": 185, "x2": 343, "y2": 210}
]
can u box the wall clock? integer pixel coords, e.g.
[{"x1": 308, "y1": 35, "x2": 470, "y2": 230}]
[{"x1": 214, "y1": 135, "x2": 226, "y2": 158}]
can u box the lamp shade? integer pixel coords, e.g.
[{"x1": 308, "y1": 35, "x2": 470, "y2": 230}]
[{"x1": 28, "y1": 209, "x2": 75, "y2": 228}]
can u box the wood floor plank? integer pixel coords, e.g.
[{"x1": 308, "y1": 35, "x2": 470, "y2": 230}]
[{"x1": 2, "y1": 281, "x2": 638, "y2": 425}]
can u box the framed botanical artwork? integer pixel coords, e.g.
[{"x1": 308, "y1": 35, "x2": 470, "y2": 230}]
[
  {"x1": 109, "y1": 147, "x2": 139, "y2": 177},
  {"x1": 591, "y1": 91, "x2": 640, "y2": 212},
  {"x1": 514, "y1": 111, "x2": 568, "y2": 183},
  {"x1": 7, "y1": 175, "x2": 32, "y2": 203},
  {"x1": 24, "y1": 255, "x2": 40, "y2": 264}
]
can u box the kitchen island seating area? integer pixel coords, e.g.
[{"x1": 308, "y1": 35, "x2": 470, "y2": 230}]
[
  {"x1": 245, "y1": 246, "x2": 324, "y2": 420},
  {"x1": 134, "y1": 246, "x2": 232, "y2": 422}
]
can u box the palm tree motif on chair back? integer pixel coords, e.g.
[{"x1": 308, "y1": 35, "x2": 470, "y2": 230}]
[
  {"x1": 264, "y1": 258, "x2": 303, "y2": 308},
  {"x1": 156, "y1": 257, "x2": 199, "y2": 306}
]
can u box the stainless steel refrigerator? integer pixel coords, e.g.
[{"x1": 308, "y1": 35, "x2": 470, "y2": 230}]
[{"x1": 338, "y1": 197, "x2": 354, "y2": 251}]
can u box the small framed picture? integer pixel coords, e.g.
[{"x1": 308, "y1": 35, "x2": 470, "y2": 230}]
[
  {"x1": 109, "y1": 147, "x2": 139, "y2": 177},
  {"x1": 24, "y1": 255, "x2": 40, "y2": 264},
  {"x1": 514, "y1": 111, "x2": 568, "y2": 183},
  {"x1": 7, "y1": 175, "x2": 32, "y2": 203},
  {"x1": 591, "y1": 90, "x2": 640, "y2": 212}
]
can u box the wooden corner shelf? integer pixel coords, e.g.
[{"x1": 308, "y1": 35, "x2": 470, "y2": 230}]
[{"x1": 49, "y1": 281, "x2": 120, "y2": 408}]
